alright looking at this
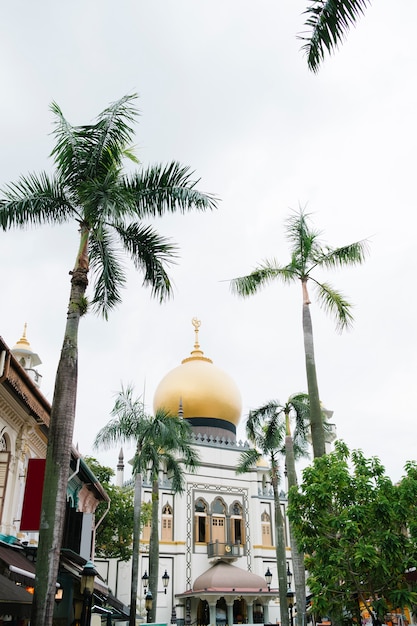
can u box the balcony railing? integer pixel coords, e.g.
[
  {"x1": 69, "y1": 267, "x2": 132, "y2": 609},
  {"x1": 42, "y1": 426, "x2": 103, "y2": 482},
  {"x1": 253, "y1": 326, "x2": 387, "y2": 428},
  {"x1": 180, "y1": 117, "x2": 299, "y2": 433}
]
[{"x1": 207, "y1": 541, "x2": 245, "y2": 559}]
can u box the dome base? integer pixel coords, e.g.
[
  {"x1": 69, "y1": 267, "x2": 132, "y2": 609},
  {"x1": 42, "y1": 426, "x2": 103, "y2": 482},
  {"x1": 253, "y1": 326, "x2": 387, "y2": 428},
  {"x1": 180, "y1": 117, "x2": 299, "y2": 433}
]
[{"x1": 186, "y1": 417, "x2": 236, "y2": 442}]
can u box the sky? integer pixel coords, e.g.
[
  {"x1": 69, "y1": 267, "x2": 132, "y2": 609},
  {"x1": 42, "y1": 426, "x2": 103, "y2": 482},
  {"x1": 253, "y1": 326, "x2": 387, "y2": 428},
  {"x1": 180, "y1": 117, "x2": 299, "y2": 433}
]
[{"x1": 1, "y1": 0, "x2": 416, "y2": 483}]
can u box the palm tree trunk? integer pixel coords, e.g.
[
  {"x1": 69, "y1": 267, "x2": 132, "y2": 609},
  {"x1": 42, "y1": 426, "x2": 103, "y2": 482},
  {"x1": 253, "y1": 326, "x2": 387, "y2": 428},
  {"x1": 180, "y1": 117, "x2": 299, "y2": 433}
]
[
  {"x1": 130, "y1": 470, "x2": 142, "y2": 626},
  {"x1": 149, "y1": 478, "x2": 160, "y2": 623},
  {"x1": 302, "y1": 281, "x2": 326, "y2": 458},
  {"x1": 285, "y1": 433, "x2": 306, "y2": 626},
  {"x1": 31, "y1": 266, "x2": 88, "y2": 626},
  {"x1": 271, "y1": 463, "x2": 290, "y2": 626}
]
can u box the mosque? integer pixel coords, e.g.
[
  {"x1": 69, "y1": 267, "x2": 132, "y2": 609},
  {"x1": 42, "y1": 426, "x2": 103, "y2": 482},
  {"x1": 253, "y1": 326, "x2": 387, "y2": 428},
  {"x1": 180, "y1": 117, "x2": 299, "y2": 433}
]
[{"x1": 98, "y1": 319, "x2": 296, "y2": 626}]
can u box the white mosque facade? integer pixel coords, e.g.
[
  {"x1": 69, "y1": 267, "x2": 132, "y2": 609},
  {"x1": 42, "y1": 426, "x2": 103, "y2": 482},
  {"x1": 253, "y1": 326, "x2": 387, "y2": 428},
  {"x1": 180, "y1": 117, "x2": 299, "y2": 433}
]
[{"x1": 97, "y1": 320, "x2": 297, "y2": 626}]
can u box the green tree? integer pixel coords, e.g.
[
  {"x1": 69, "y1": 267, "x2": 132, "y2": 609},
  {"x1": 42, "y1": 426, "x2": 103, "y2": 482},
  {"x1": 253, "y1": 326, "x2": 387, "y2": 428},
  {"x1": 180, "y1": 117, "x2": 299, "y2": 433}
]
[
  {"x1": 0, "y1": 94, "x2": 216, "y2": 626},
  {"x1": 236, "y1": 403, "x2": 288, "y2": 626},
  {"x1": 94, "y1": 385, "x2": 200, "y2": 626},
  {"x1": 281, "y1": 393, "x2": 311, "y2": 626},
  {"x1": 230, "y1": 209, "x2": 367, "y2": 458},
  {"x1": 300, "y1": 0, "x2": 371, "y2": 72},
  {"x1": 239, "y1": 396, "x2": 311, "y2": 626},
  {"x1": 288, "y1": 440, "x2": 417, "y2": 625},
  {"x1": 83, "y1": 456, "x2": 136, "y2": 562}
]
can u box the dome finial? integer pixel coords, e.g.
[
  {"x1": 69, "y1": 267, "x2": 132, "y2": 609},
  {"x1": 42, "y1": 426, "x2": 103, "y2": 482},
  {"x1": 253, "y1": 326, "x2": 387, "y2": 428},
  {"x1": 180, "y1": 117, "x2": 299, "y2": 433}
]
[
  {"x1": 192, "y1": 317, "x2": 201, "y2": 351},
  {"x1": 17, "y1": 323, "x2": 30, "y2": 348}
]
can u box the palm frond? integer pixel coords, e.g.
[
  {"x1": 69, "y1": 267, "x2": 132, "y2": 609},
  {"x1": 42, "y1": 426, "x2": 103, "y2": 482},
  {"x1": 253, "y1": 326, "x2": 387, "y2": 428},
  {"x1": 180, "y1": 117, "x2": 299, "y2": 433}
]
[
  {"x1": 87, "y1": 94, "x2": 139, "y2": 178},
  {"x1": 50, "y1": 102, "x2": 85, "y2": 186},
  {"x1": 0, "y1": 173, "x2": 74, "y2": 230},
  {"x1": 125, "y1": 161, "x2": 218, "y2": 217},
  {"x1": 299, "y1": 0, "x2": 371, "y2": 73},
  {"x1": 236, "y1": 448, "x2": 262, "y2": 474},
  {"x1": 93, "y1": 387, "x2": 148, "y2": 450},
  {"x1": 245, "y1": 401, "x2": 286, "y2": 455},
  {"x1": 230, "y1": 260, "x2": 297, "y2": 297},
  {"x1": 113, "y1": 221, "x2": 178, "y2": 304},
  {"x1": 312, "y1": 278, "x2": 354, "y2": 331},
  {"x1": 89, "y1": 225, "x2": 127, "y2": 318},
  {"x1": 314, "y1": 239, "x2": 369, "y2": 269}
]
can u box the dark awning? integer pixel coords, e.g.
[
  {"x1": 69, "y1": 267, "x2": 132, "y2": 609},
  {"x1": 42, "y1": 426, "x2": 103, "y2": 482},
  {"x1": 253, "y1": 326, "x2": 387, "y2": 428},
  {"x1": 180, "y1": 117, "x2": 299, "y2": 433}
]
[
  {"x1": 0, "y1": 544, "x2": 36, "y2": 585},
  {"x1": 0, "y1": 574, "x2": 33, "y2": 618}
]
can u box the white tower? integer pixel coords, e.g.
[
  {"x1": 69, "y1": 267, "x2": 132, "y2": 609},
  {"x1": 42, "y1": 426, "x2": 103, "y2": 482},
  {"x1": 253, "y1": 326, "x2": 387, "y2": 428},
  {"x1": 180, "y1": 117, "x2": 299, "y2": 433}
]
[{"x1": 11, "y1": 324, "x2": 42, "y2": 388}]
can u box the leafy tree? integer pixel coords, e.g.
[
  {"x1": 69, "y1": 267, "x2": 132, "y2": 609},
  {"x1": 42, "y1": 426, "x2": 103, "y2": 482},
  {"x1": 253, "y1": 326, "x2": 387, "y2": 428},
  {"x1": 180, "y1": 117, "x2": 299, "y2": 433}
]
[
  {"x1": 300, "y1": 0, "x2": 372, "y2": 72},
  {"x1": 94, "y1": 385, "x2": 200, "y2": 626},
  {"x1": 238, "y1": 396, "x2": 311, "y2": 626},
  {"x1": 230, "y1": 209, "x2": 367, "y2": 458},
  {"x1": 0, "y1": 94, "x2": 216, "y2": 626},
  {"x1": 281, "y1": 393, "x2": 311, "y2": 626},
  {"x1": 236, "y1": 403, "x2": 288, "y2": 626},
  {"x1": 83, "y1": 456, "x2": 136, "y2": 562},
  {"x1": 288, "y1": 440, "x2": 417, "y2": 625}
]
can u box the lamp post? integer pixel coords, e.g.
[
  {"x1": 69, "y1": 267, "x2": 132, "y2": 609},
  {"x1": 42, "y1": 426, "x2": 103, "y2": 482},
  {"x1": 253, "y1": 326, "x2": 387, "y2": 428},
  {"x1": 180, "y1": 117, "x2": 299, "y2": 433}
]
[
  {"x1": 145, "y1": 590, "x2": 153, "y2": 623},
  {"x1": 264, "y1": 567, "x2": 272, "y2": 591},
  {"x1": 286, "y1": 564, "x2": 294, "y2": 626},
  {"x1": 142, "y1": 570, "x2": 170, "y2": 622},
  {"x1": 162, "y1": 570, "x2": 170, "y2": 594},
  {"x1": 80, "y1": 560, "x2": 98, "y2": 626}
]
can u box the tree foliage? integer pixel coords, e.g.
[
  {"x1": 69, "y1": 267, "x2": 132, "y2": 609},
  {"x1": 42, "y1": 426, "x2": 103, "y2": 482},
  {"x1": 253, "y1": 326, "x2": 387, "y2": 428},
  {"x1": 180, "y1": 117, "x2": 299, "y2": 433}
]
[
  {"x1": 230, "y1": 209, "x2": 368, "y2": 458},
  {"x1": 94, "y1": 385, "x2": 200, "y2": 625},
  {"x1": 288, "y1": 441, "x2": 417, "y2": 624},
  {"x1": 0, "y1": 95, "x2": 216, "y2": 626},
  {"x1": 300, "y1": 0, "x2": 372, "y2": 72},
  {"x1": 83, "y1": 456, "x2": 135, "y2": 562}
]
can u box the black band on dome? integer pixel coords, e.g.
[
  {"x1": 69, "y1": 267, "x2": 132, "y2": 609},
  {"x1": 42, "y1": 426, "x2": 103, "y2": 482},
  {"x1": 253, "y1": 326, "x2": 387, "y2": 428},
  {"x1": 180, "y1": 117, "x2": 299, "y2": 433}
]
[{"x1": 185, "y1": 417, "x2": 236, "y2": 435}]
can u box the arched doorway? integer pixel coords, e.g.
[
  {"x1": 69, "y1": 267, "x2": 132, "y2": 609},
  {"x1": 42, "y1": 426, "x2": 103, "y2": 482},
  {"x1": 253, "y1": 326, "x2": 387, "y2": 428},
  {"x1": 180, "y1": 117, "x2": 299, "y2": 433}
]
[
  {"x1": 197, "y1": 599, "x2": 209, "y2": 626},
  {"x1": 233, "y1": 597, "x2": 247, "y2": 624},
  {"x1": 216, "y1": 597, "x2": 227, "y2": 625}
]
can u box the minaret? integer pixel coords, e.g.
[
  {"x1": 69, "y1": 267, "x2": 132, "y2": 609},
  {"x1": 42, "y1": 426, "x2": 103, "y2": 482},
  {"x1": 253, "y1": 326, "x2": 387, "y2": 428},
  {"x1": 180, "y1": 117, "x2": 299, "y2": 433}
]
[
  {"x1": 12, "y1": 324, "x2": 42, "y2": 388},
  {"x1": 116, "y1": 448, "x2": 125, "y2": 487}
]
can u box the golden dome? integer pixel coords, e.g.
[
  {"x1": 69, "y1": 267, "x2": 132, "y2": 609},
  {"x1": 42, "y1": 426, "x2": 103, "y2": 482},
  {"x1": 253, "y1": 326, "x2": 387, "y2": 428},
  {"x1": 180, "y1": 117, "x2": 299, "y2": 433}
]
[{"x1": 153, "y1": 319, "x2": 242, "y2": 436}]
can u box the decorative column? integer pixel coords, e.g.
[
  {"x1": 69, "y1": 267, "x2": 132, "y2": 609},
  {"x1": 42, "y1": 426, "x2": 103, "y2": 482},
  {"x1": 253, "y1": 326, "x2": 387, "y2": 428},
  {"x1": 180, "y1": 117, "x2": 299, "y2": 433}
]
[
  {"x1": 246, "y1": 601, "x2": 254, "y2": 624},
  {"x1": 263, "y1": 602, "x2": 270, "y2": 624},
  {"x1": 227, "y1": 600, "x2": 234, "y2": 625},
  {"x1": 209, "y1": 601, "x2": 217, "y2": 625}
]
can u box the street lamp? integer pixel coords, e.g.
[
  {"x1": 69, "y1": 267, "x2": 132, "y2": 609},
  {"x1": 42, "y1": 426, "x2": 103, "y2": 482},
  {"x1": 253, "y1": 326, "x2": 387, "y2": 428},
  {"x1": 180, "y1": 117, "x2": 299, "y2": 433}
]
[
  {"x1": 162, "y1": 570, "x2": 170, "y2": 594},
  {"x1": 145, "y1": 590, "x2": 153, "y2": 623},
  {"x1": 286, "y1": 564, "x2": 294, "y2": 626},
  {"x1": 264, "y1": 567, "x2": 272, "y2": 591},
  {"x1": 142, "y1": 570, "x2": 170, "y2": 621},
  {"x1": 80, "y1": 560, "x2": 98, "y2": 626}
]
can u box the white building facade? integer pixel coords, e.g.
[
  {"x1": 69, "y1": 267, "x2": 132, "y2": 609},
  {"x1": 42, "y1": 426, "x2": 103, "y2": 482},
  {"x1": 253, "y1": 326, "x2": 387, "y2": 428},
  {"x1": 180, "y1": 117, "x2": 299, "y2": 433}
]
[{"x1": 98, "y1": 320, "x2": 294, "y2": 626}]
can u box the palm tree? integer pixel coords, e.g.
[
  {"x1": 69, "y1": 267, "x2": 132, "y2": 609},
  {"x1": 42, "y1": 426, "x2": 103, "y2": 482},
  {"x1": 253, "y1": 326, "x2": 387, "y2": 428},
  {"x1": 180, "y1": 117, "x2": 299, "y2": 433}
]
[
  {"x1": 300, "y1": 0, "x2": 371, "y2": 72},
  {"x1": 94, "y1": 385, "x2": 200, "y2": 626},
  {"x1": 236, "y1": 404, "x2": 289, "y2": 626},
  {"x1": 241, "y1": 396, "x2": 312, "y2": 626},
  {"x1": 0, "y1": 94, "x2": 216, "y2": 626},
  {"x1": 230, "y1": 208, "x2": 367, "y2": 459}
]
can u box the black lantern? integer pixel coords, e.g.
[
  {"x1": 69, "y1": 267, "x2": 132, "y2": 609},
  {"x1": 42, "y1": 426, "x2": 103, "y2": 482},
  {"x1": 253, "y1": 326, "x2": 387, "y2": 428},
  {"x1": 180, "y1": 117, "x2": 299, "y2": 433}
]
[
  {"x1": 286, "y1": 563, "x2": 293, "y2": 590},
  {"x1": 162, "y1": 570, "x2": 170, "y2": 594},
  {"x1": 142, "y1": 570, "x2": 149, "y2": 592},
  {"x1": 286, "y1": 563, "x2": 294, "y2": 626},
  {"x1": 264, "y1": 567, "x2": 272, "y2": 591},
  {"x1": 145, "y1": 590, "x2": 153, "y2": 623},
  {"x1": 80, "y1": 560, "x2": 98, "y2": 626}
]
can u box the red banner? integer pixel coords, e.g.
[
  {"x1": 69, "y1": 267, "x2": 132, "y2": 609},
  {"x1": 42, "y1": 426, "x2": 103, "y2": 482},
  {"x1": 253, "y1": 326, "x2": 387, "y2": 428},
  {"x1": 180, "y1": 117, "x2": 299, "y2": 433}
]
[{"x1": 20, "y1": 459, "x2": 46, "y2": 531}]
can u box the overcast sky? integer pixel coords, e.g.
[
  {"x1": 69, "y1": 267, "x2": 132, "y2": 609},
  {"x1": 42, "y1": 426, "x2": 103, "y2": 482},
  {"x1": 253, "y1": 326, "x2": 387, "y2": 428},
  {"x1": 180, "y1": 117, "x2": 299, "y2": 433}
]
[{"x1": 1, "y1": 1, "x2": 416, "y2": 482}]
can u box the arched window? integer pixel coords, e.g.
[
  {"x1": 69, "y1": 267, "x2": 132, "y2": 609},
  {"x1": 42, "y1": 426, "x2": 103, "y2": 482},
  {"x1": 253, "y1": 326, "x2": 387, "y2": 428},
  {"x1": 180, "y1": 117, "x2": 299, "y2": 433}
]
[
  {"x1": 161, "y1": 502, "x2": 173, "y2": 541},
  {"x1": 230, "y1": 501, "x2": 245, "y2": 545},
  {"x1": 261, "y1": 510, "x2": 272, "y2": 546},
  {"x1": 211, "y1": 498, "x2": 226, "y2": 544},
  {"x1": 194, "y1": 498, "x2": 208, "y2": 543}
]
